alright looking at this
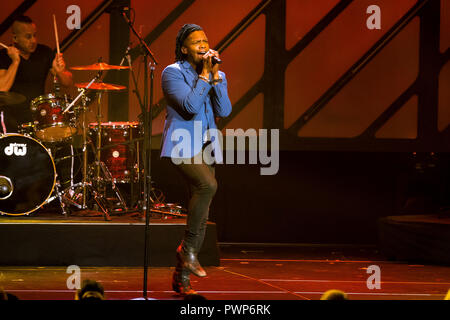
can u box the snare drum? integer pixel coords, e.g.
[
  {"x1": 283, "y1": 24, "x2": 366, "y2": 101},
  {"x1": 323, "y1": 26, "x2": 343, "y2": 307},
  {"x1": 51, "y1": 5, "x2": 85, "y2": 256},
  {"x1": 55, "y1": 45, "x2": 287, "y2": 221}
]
[
  {"x1": 0, "y1": 134, "x2": 56, "y2": 216},
  {"x1": 30, "y1": 93, "x2": 76, "y2": 143},
  {"x1": 89, "y1": 122, "x2": 141, "y2": 183}
]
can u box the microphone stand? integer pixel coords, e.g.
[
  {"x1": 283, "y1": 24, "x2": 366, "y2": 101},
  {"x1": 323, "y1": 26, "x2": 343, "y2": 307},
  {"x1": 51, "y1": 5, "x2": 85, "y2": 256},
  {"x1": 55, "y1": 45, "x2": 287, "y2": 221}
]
[{"x1": 121, "y1": 9, "x2": 158, "y2": 300}]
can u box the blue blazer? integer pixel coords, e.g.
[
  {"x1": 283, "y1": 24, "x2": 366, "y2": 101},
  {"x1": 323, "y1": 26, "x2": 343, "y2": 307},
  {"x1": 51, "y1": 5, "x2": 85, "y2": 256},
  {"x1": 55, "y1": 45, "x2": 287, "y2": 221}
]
[{"x1": 160, "y1": 60, "x2": 232, "y2": 160}]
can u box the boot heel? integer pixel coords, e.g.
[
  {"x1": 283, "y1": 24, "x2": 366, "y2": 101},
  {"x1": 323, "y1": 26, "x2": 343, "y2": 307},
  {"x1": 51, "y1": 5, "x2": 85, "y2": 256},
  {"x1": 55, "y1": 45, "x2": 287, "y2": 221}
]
[{"x1": 176, "y1": 245, "x2": 207, "y2": 277}]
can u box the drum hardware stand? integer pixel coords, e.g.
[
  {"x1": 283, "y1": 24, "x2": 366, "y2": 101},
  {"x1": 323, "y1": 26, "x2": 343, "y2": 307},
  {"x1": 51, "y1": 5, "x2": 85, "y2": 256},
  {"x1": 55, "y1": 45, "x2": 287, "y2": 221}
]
[
  {"x1": 1, "y1": 111, "x2": 7, "y2": 135},
  {"x1": 94, "y1": 90, "x2": 103, "y2": 181},
  {"x1": 62, "y1": 71, "x2": 131, "y2": 219},
  {"x1": 88, "y1": 77, "x2": 129, "y2": 213},
  {"x1": 93, "y1": 137, "x2": 143, "y2": 209},
  {"x1": 129, "y1": 125, "x2": 139, "y2": 210},
  {"x1": 47, "y1": 179, "x2": 69, "y2": 217},
  {"x1": 60, "y1": 73, "x2": 113, "y2": 221},
  {"x1": 44, "y1": 144, "x2": 75, "y2": 217},
  {"x1": 124, "y1": 41, "x2": 144, "y2": 212},
  {"x1": 87, "y1": 146, "x2": 128, "y2": 213},
  {"x1": 60, "y1": 147, "x2": 117, "y2": 222},
  {"x1": 63, "y1": 181, "x2": 111, "y2": 221},
  {"x1": 150, "y1": 205, "x2": 187, "y2": 219}
]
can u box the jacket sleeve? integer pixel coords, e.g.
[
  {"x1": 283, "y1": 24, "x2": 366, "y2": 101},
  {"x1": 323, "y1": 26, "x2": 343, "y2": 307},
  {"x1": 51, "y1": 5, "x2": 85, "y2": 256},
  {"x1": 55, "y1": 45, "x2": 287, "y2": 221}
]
[
  {"x1": 161, "y1": 66, "x2": 212, "y2": 115},
  {"x1": 211, "y1": 72, "x2": 232, "y2": 118}
]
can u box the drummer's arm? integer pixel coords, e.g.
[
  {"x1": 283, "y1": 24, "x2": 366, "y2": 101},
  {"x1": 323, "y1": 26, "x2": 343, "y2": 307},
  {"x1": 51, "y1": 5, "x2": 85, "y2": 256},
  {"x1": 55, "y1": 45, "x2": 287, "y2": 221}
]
[
  {"x1": 51, "y1": 53, "x2": 73, "y2": 87},
  {"x1": 54, "y1": 69, "x2": 73, "y2": 87},
  {"x1": 0, "y1": 47, "x2": 20, "y2": 91}
]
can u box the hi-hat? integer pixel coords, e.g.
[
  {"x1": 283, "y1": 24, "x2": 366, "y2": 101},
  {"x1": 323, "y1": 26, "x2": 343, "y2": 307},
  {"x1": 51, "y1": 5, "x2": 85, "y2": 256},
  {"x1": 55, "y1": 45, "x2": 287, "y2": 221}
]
[
  {"x1": 71, "y1": 62, "x2": 130, "y2": 71},
  {"x1": 0, "y1": 91, "x2": 26, "y2": 106},
  {"x1": 75, "y1": 82, "x2": 127, "y2": 91}
]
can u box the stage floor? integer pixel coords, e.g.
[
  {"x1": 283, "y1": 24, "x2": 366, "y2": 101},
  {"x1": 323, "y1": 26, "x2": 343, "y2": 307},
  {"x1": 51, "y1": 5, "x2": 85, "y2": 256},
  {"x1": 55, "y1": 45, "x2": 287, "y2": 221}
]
[{"x1": 1, "y1": 243, "x2": 449, "y2": 300}]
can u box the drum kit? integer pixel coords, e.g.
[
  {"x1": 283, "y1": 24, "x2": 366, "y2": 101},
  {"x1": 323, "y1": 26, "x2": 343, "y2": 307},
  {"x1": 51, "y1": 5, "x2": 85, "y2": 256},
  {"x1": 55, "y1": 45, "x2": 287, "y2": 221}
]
[{"x1": 0, "y1": 61, "x2": 184, "y2": 220}]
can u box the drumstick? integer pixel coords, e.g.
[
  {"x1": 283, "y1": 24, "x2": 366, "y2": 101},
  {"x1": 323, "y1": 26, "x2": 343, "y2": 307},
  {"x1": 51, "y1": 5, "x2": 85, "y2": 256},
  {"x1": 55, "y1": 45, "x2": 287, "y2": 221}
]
[
  {"x1": 53, "y1": 14, "x2": 60, "y2": 55},
  {"x1": 0, "y1": 42, "x2": 8, "y2": 49}
]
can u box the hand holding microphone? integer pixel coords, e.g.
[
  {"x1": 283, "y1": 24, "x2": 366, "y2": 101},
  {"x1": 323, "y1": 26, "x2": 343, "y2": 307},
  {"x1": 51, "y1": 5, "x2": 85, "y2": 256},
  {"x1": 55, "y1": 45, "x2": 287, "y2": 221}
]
[
  {"x1": 201, "y1": 49, "x2": 222, "y2": 81},
  {"x1": 202, "y1": 49, "x2": 221, "y2": 65},
  {"x1": 212, "y1": 55, "x2": 222, "y2": 65}
]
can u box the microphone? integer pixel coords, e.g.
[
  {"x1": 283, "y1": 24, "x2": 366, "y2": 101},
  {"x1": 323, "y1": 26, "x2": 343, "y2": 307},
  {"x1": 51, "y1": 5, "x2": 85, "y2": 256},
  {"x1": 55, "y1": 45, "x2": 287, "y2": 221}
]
[
  {"x1": 121, "y1": 8, "x2": 131, "y2": 25},
  {"x1": 106, "y1": 4, "x2": 130, "y2": 13},
  {"x1": 126, "y1": 53, "x2": 132, "y2": 70},
  {"x1": 120, "y1": 45, "x2": 131, "y2": 66},
  {"x1": 212, "y1": 56, "x2": 222, "y2": 65},
  {"x1": 199, "y1": 52, "x2": 222, "y2": 65}
]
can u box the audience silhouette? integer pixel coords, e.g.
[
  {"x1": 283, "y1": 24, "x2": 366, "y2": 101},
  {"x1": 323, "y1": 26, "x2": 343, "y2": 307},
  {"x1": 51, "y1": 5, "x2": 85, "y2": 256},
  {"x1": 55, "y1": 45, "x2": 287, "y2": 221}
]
[
  {"x1": 320, "y1": 289, "x2": 349, "y2": 300},
  {"x1": 75, "y1": 279, "x2": 105, "y2": 301}
]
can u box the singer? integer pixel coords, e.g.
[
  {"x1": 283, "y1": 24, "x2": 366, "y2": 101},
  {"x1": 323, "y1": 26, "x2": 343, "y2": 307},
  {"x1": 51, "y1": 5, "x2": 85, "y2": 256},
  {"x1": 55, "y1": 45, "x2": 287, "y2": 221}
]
[{"x1": 160, "y1": 23, "x2": 232, "y2": 295}]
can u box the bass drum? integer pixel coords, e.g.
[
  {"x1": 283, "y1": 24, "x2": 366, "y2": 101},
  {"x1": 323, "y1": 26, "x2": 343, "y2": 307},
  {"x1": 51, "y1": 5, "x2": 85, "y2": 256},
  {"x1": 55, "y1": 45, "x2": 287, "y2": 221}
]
[{"x1": 0, "y1": 134, "x2": 56, "y2": 216}]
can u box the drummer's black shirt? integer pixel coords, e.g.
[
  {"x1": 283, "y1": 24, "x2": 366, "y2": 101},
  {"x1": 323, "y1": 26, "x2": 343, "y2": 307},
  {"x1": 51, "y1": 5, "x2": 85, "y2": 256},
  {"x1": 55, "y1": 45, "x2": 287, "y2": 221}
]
[{"x1": 0, "y1": 44, "x2": 53, "y2": 132}]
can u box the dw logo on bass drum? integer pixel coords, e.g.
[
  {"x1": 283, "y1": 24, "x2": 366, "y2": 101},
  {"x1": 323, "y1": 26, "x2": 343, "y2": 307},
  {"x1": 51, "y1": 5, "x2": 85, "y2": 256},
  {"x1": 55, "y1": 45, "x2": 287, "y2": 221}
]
[{"x1": 4, "y1": 143, "x2": 27, "y2": 156}]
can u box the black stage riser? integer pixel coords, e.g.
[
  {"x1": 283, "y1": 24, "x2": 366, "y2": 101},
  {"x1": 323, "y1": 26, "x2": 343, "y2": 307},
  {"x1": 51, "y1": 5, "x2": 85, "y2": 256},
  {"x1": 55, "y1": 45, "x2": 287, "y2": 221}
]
[
  {"x1": 378, "y1": 216, "x2": 450, "y2": 266},
  {"x1": 0, "y1": 223, "x2": 220, "y2": 267}
]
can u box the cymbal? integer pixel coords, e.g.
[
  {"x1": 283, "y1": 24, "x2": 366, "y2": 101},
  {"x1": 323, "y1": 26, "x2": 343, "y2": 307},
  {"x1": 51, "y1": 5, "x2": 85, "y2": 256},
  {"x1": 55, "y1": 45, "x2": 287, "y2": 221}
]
[
  {"x1": 71, "y1": 62, "x2": 130, "y2": 71},
  {"x1": 75, "y1": 82, "x2": 127, "y2": 91},
  {"x1": 0, "y1": 91, "x2": 26, "y2": 106}
]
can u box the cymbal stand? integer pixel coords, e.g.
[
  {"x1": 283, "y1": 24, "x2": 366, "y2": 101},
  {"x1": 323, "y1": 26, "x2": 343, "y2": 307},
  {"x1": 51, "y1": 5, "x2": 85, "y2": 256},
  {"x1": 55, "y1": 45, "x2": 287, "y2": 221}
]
[
  {"x1": 89, "y1": 87, "x2": 128, "y2": 209},
  {"x1": 61, "y1": 73, "x2": 112, "y2": 221},
  {"x1": 80, "y1": 92, "x2": 89, "y2": 209},
  {"x1": 95, "y1": 90, "x2": 103, "y2": 181},
  {"x1": 69, "y1": 95, "x2": 112, "y2": 221}
]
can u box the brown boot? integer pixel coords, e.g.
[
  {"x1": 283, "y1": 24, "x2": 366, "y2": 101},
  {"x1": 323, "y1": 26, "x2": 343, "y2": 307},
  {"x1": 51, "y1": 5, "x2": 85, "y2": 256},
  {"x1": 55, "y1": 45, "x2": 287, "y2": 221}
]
[
  {"x1": 176, "y1": 244, "x2": 207, "y2": 277},
  {"x1": 172, "y1": 266, "x2": 197, "y2": 295}
]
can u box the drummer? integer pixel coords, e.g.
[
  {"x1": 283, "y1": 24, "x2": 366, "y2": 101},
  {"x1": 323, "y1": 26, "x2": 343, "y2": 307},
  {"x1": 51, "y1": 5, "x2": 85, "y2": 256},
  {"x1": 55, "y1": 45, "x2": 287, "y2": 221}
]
[{"x1": 0, "y1": 15, "x2": 73, "y2": 132}]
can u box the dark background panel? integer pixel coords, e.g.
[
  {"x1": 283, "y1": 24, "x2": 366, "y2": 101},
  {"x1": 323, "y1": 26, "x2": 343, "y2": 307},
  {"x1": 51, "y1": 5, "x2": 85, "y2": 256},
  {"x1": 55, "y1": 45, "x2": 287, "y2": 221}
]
[{"x1": 150, "y1": 150, "x2": 450, "y2": 244}]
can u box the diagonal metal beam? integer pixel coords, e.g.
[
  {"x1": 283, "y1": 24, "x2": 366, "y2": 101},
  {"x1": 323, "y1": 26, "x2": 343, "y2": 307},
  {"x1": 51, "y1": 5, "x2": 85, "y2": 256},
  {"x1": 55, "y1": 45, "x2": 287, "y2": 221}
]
[
  {"x1": 440, "y1": 47, "x2": 450, "y2": 68},
  {"x1": 0, "y1": 0, "x2": 37, "y2": 36},
  {"x1": 288, "y1": 0, "x2": 429, "y2": 136},
  {"x1": 358, "y1": 81, "x2": 418, "y2": 139},
  {"x1": 129, "y1": 0, "x2": 195, "y2": 62},
  {"x1": 125, "y1": 0, "x2": 195, "y2": 121},
  {"x1": 215, "y1": 0, "x2": 271, "y2": 53},
  {"x1": 286, "y1": 0, "x2": 353, "y2": 63},
  {"x1": 216, "y1": 0, "x2": 353, "y2": 131},
  {"x1": 217, "y1": 78, "x2": 264, "y2": 129},
  {"x1": 60, "y1": 0, "x2": 114, "y2": 52}
]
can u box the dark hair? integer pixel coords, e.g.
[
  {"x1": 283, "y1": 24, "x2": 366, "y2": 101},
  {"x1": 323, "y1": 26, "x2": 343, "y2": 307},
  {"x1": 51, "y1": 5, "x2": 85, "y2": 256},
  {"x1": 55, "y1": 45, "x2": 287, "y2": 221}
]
[
  {"x1": 175, "y1": 23, "x2": 203, "y2": 62},
  {"x1": 320, "y1": 289, "x2": 349, "y2": 300},
  {"x1": 76, "y1": 279, "x2": 105, "y2": 300},
  {"x1": 13, "y1": 15, "x2": 33, "y2": 24}
]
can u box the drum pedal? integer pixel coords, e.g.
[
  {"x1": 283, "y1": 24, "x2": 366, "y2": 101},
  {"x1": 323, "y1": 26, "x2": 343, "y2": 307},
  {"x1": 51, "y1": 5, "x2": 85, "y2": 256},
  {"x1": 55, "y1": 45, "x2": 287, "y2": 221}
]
[{"x1": 45, "y1": 180, "x2": 70, "y2": 217}]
